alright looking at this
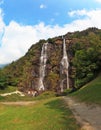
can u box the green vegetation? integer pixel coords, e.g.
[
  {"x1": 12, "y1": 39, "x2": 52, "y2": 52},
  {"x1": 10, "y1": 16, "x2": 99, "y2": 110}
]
[
  {"x1": 0, "y1": 27, "x2": 101, "y2": 130},
  {"x1": 72, "y1": 30, "x2": 101, "y2": 88},
  {"x1": 0, "y1": 91, "x2": 56, "y2": 102},
  {"x1": 0, "y1": 74, "x2": 8, "y2": 89},
  {"x1": 0, "y1": 27, "x2": 101, "y2": 91},
  {"x1": 0, "y1": 98, "x2": 80, "y2": 130},
  {"x1": 0, "y1": 86, "x2": 16, "y2": 94},
  {"x1": 70, "y1": 74, "x2": 101, "y2": 105},
  {"x1": 35, "y1": 91, "x2": 56, "y2": 100},
  {"x1": 0, "y1": 94, "x2": 33, "y2": 102}
]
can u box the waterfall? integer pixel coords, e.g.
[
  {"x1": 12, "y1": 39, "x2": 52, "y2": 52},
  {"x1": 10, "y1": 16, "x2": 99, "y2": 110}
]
[
  {"x1": 60, "y1": 37, "x2": 69, "y2": 92},
  {"x1": 38, "y1": 42, "x2": 48, "y2": 91}
]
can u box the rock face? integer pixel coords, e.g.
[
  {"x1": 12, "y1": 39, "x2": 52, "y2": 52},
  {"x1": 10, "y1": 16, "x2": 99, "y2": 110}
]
[
  {"x1": 30, "y1": 37, "x2": 74, "y2": 92},
  {"x1": 17, "y1": 36, "x2": 74, "y2": 93},
  {"x1": 0, "y1": 36, "x2": 76, "y2": 93},
  {"x1": 2, "y1": 27, "x2": 101, "y2": 93}
]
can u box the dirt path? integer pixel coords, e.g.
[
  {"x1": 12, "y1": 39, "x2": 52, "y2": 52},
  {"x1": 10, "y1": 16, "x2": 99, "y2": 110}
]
[
  {"x1": 63, "y1": 97, "x2": 101, "y2": 130},
  {"x1": 0, "y1": 101, "x2": 36, "y2": 106}
]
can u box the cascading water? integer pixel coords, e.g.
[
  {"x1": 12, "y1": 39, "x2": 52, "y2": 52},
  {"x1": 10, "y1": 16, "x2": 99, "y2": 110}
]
[
  {"x1": 60, "y1": 37, "x2": 69, "y2": 92},
  {"x1": 38, "y1": 42, "x2": 48, "y2": 91}
]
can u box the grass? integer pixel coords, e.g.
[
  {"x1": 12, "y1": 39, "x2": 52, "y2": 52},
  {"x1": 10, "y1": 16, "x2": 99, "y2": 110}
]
[
  {"x1": 0, "y1": 97, "x2": 80, "y2": 130},
  {"x1": 0, "y1": 91, "x2": 56, "y2": 102},
  {"x1": 70, "y1": 74, "x2": 101, "y2": 105},
  {"x1": 0, "y1": 86, "x2": 17, "y2": 94},
  {"x1": 0, "y1": 94, "x2": 35, "y2": 102},
  {"x1": 1, "y1": 73, "x2": 101, "y2": 130}
]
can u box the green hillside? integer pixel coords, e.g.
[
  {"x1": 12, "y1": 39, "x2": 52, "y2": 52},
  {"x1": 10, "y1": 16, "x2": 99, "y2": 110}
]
[
  {"x1": 0, "y1": 27, "x2": 101, "y2": 94},
  {"x1": 70, "y1": 74, "x2": 101, "y2": 105}
]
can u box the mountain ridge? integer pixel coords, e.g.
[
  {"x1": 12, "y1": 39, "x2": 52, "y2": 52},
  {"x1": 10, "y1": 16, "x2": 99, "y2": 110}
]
[{"x1": 0, "y1": 27, "x2": 101, "y2": 94}]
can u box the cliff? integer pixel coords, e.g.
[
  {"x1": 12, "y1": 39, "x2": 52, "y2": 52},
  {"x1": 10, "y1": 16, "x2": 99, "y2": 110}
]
[{"x1": 0, "y1": 27, "x2": 101, "y2": 93}]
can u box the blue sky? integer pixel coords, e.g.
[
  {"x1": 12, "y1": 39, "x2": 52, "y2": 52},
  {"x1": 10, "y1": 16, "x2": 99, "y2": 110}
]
[
  {"x1": 0, "y1": 0, "x2": 101, "y2": 64},
  {"x1": 1, "y1": 0, "x2": 101, "y2": 25}
]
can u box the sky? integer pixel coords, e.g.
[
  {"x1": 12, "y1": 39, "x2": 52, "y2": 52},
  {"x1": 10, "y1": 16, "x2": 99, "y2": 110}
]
[{"x1": 0, "y1": 0, "x2": 101, "y2": 64}]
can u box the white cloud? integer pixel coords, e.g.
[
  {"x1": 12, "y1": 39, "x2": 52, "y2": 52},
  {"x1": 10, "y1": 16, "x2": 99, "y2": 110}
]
[
  {"x1": 68, "y1": 9, "x2": 101, "y2": 28},
  {"x1": 95, "y1": 0, "x2": 101, "y2": 3},
  {"x1": 0, "y1": 21, "x2": 38, "y2": 64},
  {"x1": 0, "y1": 21, "x2": 65, "y2": 64},
  {"x1": 0, "y1": 8, "x2": 101, "y2": 64},
  {"x1": 40, "y1": 4, "x2": 46, "y2": 9},
  {"x1": 68, "y1": 9, "x2": 87, "y2": 17}
]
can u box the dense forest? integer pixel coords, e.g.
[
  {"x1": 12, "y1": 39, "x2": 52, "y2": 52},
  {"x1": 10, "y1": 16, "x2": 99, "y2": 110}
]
[{"x1": 0, "y1": 27, "x2": 101, "y2": 93}]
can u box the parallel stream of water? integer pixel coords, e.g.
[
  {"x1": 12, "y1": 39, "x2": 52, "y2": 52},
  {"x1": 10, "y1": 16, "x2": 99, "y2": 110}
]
[
  {"x1": 38, "y1": 42, "x2": 48, "y2": 91},
  {"x1": 60, "y1": 37, "x2": 69, "y2": 92},
  {"x1": 38, "y1": 38, "x2": 69, "y2": 92}
]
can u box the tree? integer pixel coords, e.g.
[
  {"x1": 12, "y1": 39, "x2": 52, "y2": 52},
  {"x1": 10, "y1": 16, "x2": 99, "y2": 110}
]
[
  {"x1": 73, "y1": 45, "x2": 100, "y2": 88},
  {"x1": 0, "y1": 70, "x2": 8, "y2": 89}
]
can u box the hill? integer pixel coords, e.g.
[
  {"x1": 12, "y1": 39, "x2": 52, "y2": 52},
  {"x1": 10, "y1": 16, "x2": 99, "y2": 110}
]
[
  {"x1": 70, "y1": 73, "x2": 101, "y2": 105},
  {"x1": 0, "y1": 27, "x2": 101, "y2": 94}
]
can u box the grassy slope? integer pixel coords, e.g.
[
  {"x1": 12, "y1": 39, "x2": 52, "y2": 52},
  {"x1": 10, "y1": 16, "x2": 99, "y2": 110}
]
[
  {"x1": 0, "y1": 97, "x2": 80, "y2": 130},
  {"x1": 70, "y1": 74, "x2": 101, "y2": 105}
]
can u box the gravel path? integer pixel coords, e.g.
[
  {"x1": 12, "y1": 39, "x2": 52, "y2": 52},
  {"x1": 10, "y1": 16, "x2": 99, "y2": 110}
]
[{"x1": 63, "y1": 97, "x2": 101, "y2": 130}]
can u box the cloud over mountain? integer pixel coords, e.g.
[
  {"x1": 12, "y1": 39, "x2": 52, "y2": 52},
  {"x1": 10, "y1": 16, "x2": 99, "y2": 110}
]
[{"x1": 0, "y1": 8, "x2": 101, "y2": 64}]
